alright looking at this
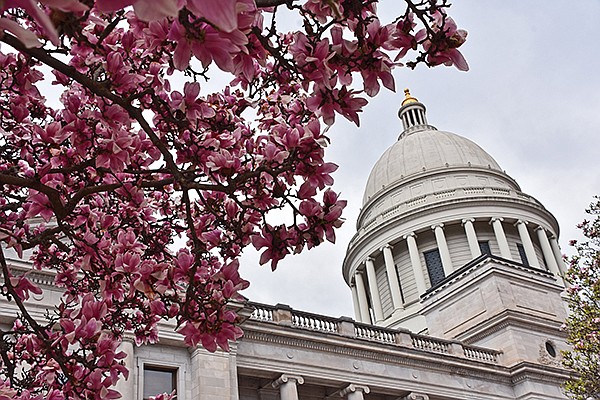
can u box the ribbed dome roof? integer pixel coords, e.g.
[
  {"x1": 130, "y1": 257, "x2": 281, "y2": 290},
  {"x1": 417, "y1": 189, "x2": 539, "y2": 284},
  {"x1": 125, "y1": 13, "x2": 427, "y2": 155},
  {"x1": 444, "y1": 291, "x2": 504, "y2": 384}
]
[{"x1": 362, "y1": 93, "x2": 503, "y2": 206}]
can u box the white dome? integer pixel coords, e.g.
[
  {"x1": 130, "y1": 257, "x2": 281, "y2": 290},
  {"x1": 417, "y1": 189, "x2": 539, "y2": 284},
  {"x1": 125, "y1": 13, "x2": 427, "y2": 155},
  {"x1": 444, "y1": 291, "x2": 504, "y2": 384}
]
[{"x1": 362, "y1": 128, "x2": 502, "y2": 205}]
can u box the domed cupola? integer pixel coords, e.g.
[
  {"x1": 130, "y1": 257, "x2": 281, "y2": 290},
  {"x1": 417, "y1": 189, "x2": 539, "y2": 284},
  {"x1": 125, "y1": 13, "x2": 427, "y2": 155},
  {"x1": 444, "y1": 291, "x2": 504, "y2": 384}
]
[{"x1": 343, "y1": 91, "x2": 566, "y2": 335}]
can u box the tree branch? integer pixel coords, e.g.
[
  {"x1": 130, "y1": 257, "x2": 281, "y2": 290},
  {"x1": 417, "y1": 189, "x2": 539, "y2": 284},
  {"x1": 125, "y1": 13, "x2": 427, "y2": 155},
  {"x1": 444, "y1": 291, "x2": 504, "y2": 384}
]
[
  {"x1": 0, "y1": 173, "x2": 67, "y2": 219},
  {"x1": 0, "y1": 34, "x2": 185, "y2": 185},
  {"x1": 255, "y1": 0, "x2": 292, "y2": 7}
]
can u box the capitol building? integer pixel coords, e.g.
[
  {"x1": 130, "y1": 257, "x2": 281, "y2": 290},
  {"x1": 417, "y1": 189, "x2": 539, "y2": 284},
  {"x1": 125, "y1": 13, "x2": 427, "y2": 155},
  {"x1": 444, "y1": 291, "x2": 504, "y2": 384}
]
[{"x1": 6, "y1": 91, "x2": 572, "y2": 399}]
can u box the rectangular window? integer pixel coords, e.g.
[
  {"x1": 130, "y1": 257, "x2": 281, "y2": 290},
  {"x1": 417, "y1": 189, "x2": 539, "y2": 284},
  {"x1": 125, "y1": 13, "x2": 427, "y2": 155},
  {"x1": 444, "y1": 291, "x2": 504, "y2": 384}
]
[
  {"x1": 516, "y1": 243, "x2": 529, "y2": 266},
  {"x1": 478, "y1": 241, "x2": 492, "y2": 256},
  {"x1": 143, "y1": 365, "x2": 177, "y2": 400},
  {"x1": 424, "y1": 249, "x2": 445, "y2": 287}
]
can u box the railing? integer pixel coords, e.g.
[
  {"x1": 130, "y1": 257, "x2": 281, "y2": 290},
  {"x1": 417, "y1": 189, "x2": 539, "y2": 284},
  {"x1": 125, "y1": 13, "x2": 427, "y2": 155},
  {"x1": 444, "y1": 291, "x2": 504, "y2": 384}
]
[
  {"x1": 463, "y1": 187, "x2": 485, "y2": 195},
  {"x1": 435, "y1": 189, "x2": 456, "y2": 199},
  {"x1": 463, "y1": 346, "x2": 501, "y2": 363},
  {"x1": 354, "y1": 324, "x2": 396, "y2": 344},
  {"x1": 292, "y1": 311, "x2": 337, "y2": 333},
  {"x1": 411, "y1": 334, "x2": 449, "y2": 354},
  {"x1": 249, "y1": 303, "x2": 274, "y2": 322},
  {"x1": 406, "y1": 195, "x2": 427, "y2": 208},
  {"x1": 247, "y1": 302, "x2": 501, "y2": 364},
  {"x1": 492, "y1": 188, "x2": 510, "y2": 196}
]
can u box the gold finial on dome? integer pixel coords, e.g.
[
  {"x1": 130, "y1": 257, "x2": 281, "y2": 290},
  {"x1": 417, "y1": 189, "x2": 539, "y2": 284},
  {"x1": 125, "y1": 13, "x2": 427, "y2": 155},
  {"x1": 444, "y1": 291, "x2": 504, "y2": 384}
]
[{"x1": 402, "y1": 88, "x2": 418, "y2": 106}]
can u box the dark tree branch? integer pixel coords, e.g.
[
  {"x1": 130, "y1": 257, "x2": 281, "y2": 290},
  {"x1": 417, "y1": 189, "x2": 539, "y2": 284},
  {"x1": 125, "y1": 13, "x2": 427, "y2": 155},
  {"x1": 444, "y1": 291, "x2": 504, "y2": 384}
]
[
  {"x1": 255, "y1": 0, "x2": 292, "y2": 7},
  {"x1": 0, "y1": 173, "x2": 66, "y2": 219}
]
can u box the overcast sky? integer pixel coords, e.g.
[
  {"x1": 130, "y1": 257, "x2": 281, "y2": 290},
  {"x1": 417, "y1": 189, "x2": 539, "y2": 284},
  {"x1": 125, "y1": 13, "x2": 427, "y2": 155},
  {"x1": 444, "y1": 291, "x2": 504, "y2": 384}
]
[{"x1": 239, "y1": 1, "x2": 600, "y2": 318}]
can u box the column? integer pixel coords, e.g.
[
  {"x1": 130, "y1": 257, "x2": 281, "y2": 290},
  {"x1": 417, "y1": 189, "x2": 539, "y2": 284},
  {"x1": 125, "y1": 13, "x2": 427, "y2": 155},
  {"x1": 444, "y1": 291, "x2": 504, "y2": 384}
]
[
  {"x1": 340, "y1": 384, "x2": 370, "y2": 400},
  {"x1": 382, "y1": 244, "x2": 404, "y2": 310},
  {"x1": 490, "y1": 217, "x2": 512, "y2": 260},
  {"x1": 272, "y1": 374, "x2": 304, "y2": 400},
  {"x1": 365, "y1": 257, "x2": 384, "y2": 322},
  {"x1": 354, "y1": 272, "x2": 371, "y2": 324},
  {"x1": 350, "y1": 284, "x2": 362, "y2": 322},
  {"x1": 462, "y1": 218, "x2": 481, "y2": 258},
  {"x1": 114, "y1": 337, "x2": 135, "y2": 399},
  {"x1": 549, "y1": 236, "x2": 568, "y2": 275},
  {"x1": 432, "y1": 224, "x2": 453, "y2": 276},
  {"x1": 536, "y1": 227, "x2": 561, "y2": 277},
  {"x1": 404, "y1": 233, "x2": 427, "y2": 293},
  {"x1": 515, "y1": 220, "x2": 539, "y2": 267}
]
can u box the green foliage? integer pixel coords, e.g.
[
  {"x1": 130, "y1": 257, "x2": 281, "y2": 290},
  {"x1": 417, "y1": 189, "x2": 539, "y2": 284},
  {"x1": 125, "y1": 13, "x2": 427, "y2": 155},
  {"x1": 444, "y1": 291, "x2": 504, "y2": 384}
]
[{"x1": 563, "y1": 197, "x2": 600, "y2": 400}]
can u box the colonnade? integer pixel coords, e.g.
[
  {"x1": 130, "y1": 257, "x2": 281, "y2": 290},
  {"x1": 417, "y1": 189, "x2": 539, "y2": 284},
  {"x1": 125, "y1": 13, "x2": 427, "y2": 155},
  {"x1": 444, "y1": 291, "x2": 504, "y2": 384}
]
[
  {"x1": 350, "y1": 218, "x2": 566, "y2": 324},
  {"x1": 271, "y1": 374, "x2": 428, "y2": 400}
]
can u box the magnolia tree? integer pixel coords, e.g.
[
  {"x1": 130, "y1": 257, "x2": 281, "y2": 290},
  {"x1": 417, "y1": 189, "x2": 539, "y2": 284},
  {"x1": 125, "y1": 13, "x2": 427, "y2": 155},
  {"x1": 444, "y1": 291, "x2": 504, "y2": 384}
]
[
  {"x1": 0, "y1": 0, "x2": 467, "y2": 398},
  {"x1": 563, "y1": 197, "x2": 600, "y2": 400}
]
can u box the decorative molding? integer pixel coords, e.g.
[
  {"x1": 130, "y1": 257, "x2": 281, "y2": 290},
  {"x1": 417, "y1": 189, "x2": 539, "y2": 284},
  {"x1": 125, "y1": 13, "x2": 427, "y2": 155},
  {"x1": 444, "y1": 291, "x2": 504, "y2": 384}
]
[
  {"x1": 537, "y1": 340, "x2": 562, "y2": 367},
  {"x1": 240, "y1": 329, "x2": 512, "y2": 384},
  {"x1": 5, "y1": 265, "x2": 56, "y2": 288},
  {"x1": 459, "y1": 309, "x2": 567, "y2": 344},
  {"x1": 401, "y1": 393, "x2": 429, "y2": 400},
  {"x1": 381, "y1": 244, "x2": 393, "y2": 252},
  {"x1": 421, "y1": 255, "x2": 556, "y2": 301},
  {"x1": 272, "y1": 374, "x2": 304, "y2": 388},
  {"x1": 339, "y1": 384, "x2": 370, "y2": 396},
  {"x1": 509, "y1": 362, "x2": 571, "y2": 384}
]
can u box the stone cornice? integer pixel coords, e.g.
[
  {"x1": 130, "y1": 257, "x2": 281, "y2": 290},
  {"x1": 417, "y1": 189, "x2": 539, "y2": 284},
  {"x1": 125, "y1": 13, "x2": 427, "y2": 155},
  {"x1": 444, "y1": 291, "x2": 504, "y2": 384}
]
[
  {"x1": 3, "y1": 262, "x2": 56, "y2": 288},
  {"x1": 509, "y1": 361, "x2": 571, "y2": 384},
  {"x1": 362, "y1": 166, "x2": 521, "y2": 213},
  {"x1": 239, "y1": 322, "x2": 512, "y2": 385},
  {"x1": 420, "y1": 255, "x2": 558, "y2": 302},
  {"x1": 456, "y1": 308, "x2": 568, "y2": 345}
]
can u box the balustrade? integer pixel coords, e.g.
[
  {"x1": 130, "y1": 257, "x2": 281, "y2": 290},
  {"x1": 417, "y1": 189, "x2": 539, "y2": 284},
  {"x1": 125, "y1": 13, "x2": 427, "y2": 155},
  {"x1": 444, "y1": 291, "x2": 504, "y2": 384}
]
[{"x1": 247, "y1": 302, "x2": 500, "y2": 364}]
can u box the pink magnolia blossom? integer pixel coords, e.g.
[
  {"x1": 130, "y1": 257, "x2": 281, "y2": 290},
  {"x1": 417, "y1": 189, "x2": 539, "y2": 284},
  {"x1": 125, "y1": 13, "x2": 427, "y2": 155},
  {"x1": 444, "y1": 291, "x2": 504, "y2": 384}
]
[
  {"x1": 1, "y1": 0, "x2": 87, "y2": 46},
  {"x1": 96, "y1": 0, "x2": 180, "y2": 21},
  {"x1": 168, "y1": 19, "x2": 247, "y2": 71},
  {"x1": 186, "y1": 0, "x2": 238, "y2": 32},
  {"x1": 420, "y1": 11, "x2": 469, "y2": 71}
]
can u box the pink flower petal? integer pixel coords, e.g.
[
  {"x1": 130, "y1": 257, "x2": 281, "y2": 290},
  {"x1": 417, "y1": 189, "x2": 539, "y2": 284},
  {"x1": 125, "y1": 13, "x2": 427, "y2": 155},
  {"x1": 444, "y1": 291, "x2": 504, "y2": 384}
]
[
  {"x1": 95, "y1": 0, "x2": 135, "y2": 12},
  {"x1": 448, "y1": 48, "x2": 469, "y2": 71},
  {"x1": 42, "y1": 0, "x2": 88, "y2": 12},
  {"x1": 0, "y1": 18, "x2": 41, "y2": 48},
  {"x1": 133, "y1": 0, "x2": 180, "y2": 21},
  {"x1": 187, "y1": 0, "x2": 238, "y2": 33},
  {"x1": 9, "y1": 0, "x2": 59, "y2": 44}
]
